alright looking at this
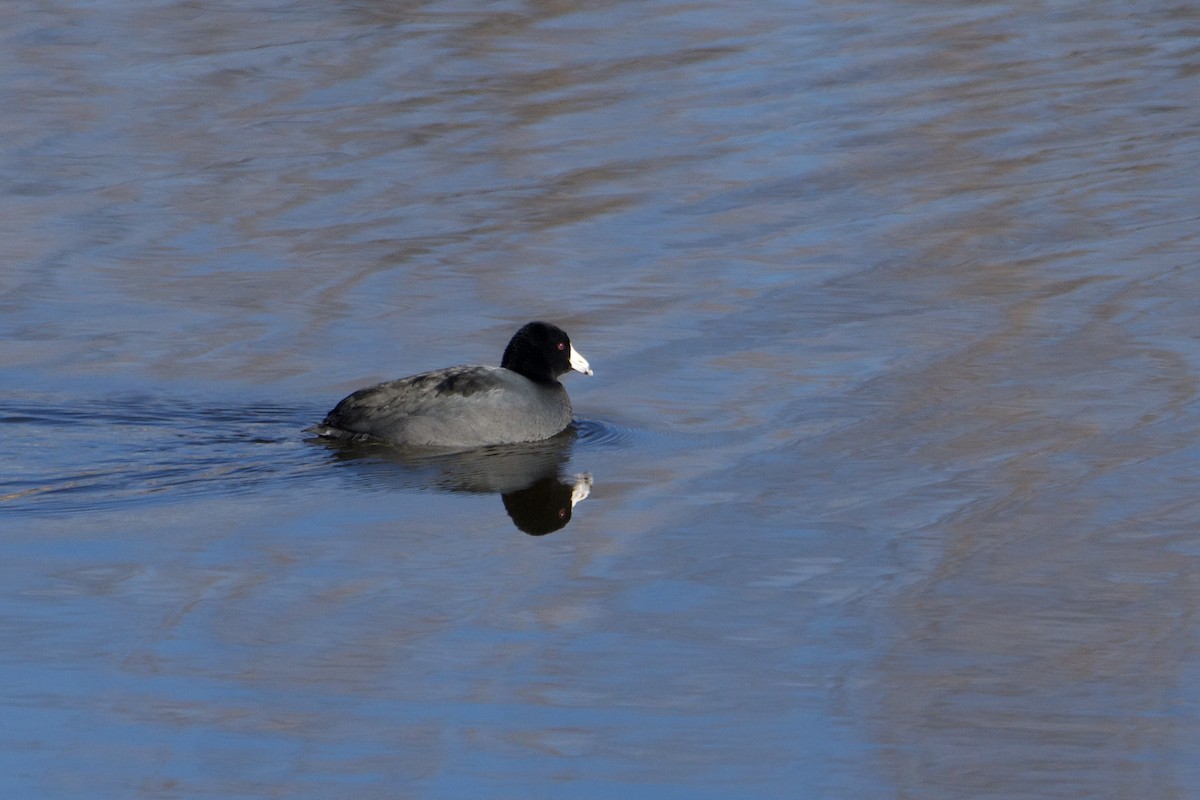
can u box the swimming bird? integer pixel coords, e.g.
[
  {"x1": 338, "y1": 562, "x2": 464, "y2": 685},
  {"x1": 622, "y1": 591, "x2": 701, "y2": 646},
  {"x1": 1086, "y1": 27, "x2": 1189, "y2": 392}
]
[{"x1": 308, "y1": 321, "x2": 592, "y2": 449}]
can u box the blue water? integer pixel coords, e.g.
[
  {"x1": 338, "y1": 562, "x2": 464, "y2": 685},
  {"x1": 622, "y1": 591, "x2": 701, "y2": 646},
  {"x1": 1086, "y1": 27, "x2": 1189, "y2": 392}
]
[{"x1": 4, "y1": 0, "x2": 1200, "y2": 797}]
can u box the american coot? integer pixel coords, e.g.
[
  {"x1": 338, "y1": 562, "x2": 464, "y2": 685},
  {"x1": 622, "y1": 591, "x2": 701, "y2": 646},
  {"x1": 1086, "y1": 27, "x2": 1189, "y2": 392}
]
[{"x1": 308, "y1": 321, "x2": 592, "y2": 449}]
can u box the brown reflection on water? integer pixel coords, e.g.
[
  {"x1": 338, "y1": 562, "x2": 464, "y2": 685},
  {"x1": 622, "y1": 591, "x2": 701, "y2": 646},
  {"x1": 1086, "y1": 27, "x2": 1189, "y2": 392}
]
[
  {"x1": 800, "y1": 3, "x2": 1200, "y2": 795},
  {"x1": 4, "y1": 0, "x2": 1200, "y2": 797}
]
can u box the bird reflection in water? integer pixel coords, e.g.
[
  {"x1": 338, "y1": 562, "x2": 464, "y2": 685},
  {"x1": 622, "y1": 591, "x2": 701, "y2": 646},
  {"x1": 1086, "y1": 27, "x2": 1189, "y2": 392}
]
[{"x1": 310, "y1": 427, "x2": 591, "y2": 535}]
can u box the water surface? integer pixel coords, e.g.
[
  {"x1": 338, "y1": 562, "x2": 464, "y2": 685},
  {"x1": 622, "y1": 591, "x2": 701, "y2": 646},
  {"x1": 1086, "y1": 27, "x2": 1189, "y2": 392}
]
[{"x1": 3, "y1": 0, "x2": 1200, "y2": 797}]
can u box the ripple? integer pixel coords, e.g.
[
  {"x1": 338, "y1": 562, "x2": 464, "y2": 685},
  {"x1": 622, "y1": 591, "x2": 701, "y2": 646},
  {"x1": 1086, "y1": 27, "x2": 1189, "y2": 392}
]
[
  {"x1": 572, "y1": 418, "x2": 641, "y2": 450},
  {"x1": 0, "y1": 394, "x2": 320, "y2": 515}
]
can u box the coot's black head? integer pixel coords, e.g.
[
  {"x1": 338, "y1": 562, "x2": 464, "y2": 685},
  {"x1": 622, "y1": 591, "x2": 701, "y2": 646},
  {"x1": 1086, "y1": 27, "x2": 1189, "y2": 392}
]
[{"x1": 501, "y1": 321, "x2": 592, "y2": 383}]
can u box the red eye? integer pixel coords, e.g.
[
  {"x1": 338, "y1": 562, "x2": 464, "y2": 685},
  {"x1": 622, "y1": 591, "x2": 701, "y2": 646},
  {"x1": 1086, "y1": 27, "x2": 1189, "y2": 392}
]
[{"x1": 557, "y1": 342, "x2": 565, "y2": 350}]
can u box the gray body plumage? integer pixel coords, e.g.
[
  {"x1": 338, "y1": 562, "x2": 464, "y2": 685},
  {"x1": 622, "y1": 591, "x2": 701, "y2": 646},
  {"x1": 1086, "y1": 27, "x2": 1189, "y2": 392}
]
[{"x1": 309, "y1": 365, "x2": 573, "y2": 449}]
